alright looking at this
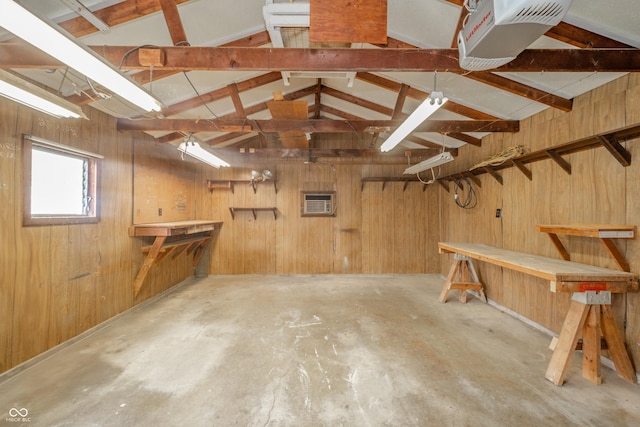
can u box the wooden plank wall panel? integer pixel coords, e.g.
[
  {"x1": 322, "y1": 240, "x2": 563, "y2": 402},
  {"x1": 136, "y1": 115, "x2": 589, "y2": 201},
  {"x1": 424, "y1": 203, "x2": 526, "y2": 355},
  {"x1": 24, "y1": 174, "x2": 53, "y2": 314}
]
[
  {"x1": 0, "y1": 97, "x2": 198, "y2": 374},
  {"x1": 96, "y1": 109, "x2": 134, "y2": 322},
  {"x1": 439, "y1": 74, "x2": 640, "y2": 373},
  {"x1": 11, "y1": 107, "x2": 54, "y2": 367},
  {"x1": 199, "y1": 142, "x2": 441, "y2": 275},
  {"x1": 133, "y1": 140, "x2": 194, "y2": 224},
  {"x1": 334, "y1": 165, "x2": 363, "y2": 273},
  {"x1": 624, "y1": 135, "x2": 640, "y2": 371},
  {"x1": 0, "y1": 101, "x2": 19, "y2": 373}
]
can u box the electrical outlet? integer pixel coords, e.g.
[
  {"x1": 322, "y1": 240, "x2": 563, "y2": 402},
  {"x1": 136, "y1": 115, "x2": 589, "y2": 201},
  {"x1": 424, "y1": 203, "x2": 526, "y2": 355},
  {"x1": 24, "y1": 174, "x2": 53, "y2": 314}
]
[
  {"x1": 158, "y1": 208, "x2": 163, "y2": 216},
  {"x1": 495, "y1": 208, "x2": 502, "y2": 218}
]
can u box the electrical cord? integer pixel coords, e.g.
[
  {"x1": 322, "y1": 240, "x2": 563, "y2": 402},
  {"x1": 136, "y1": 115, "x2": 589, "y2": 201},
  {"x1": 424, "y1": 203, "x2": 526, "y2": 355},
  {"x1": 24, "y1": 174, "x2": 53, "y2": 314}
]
[{"x1": 454, "y1": 177, "x2": 477, "y2": 209}]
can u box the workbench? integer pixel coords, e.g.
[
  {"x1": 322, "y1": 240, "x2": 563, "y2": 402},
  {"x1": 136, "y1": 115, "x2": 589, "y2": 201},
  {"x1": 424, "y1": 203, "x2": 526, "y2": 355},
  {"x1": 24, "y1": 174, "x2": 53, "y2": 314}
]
[
  {"x1": 438, "y1": 241, "x2": 638, "y2": 386},
  {"x1": 129, "y1": 220, "x2": 223, "y2": 297}
]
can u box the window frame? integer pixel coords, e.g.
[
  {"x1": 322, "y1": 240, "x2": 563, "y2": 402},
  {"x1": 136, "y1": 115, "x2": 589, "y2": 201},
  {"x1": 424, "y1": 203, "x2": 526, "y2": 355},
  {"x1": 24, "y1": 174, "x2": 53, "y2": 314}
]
[{"x1": 22, "y1": 134, "x2": 102, "y2": 226}]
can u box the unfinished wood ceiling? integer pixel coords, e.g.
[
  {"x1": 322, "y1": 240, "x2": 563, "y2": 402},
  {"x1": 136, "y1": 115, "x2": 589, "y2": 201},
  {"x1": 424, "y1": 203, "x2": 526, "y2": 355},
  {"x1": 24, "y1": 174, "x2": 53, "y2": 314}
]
[{"x1": 1, "y1": 0, "x2": 639, "y2": 165}]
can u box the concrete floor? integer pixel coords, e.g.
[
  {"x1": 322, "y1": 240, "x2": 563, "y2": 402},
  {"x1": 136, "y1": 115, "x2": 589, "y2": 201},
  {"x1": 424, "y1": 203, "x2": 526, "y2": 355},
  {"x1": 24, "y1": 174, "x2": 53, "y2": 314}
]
[{"x1": 1, "y1": 275, "x2": 639, "y2": 426}]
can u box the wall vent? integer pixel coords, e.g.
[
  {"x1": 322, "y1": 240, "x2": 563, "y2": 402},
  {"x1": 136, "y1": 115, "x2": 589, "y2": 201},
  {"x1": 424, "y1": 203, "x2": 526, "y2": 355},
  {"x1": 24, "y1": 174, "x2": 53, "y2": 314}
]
[{"x1": 301, "y1": 191, "x2": 335, "y2": 217}]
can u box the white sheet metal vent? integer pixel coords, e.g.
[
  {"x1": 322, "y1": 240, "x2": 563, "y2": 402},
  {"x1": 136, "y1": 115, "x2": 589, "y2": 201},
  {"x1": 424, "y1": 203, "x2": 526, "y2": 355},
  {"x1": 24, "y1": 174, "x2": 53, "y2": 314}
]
[{"x1": 302, "y1": 192, "x2": 335, "y2": 216}]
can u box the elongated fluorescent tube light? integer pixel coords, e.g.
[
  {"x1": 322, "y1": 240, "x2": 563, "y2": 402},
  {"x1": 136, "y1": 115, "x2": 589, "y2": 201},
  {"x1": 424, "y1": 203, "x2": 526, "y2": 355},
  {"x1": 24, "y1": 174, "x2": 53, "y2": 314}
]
[
  {"x1": 0, "y1": 69, "x2": 85, "y2": 118},
  {"x1": 178, "y1": 141, "x2": 230, "y2": 168},
  {"x1": 380, "y1": 93, "x2": 448, "y2": 152},
  {"x1": 0, "y1": 0, "x2": 161, "y2": 112},
  {"x1": 403, "y1": 151, "x2": 454, "y2": 174}
]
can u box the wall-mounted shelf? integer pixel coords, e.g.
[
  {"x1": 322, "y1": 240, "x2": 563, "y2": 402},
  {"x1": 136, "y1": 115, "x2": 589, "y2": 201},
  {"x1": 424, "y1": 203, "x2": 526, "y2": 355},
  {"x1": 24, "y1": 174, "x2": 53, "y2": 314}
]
[
  {"x1": 360, "y1": 177, "x2": 430, "y2": 192},
  {"x1": 229, "y1": 207, "x2": 278, "y2": 220},
  {"x1": 537, "y1": 224, "x2": 636, "y2": 272},
  {"x1": 129, "y1": 220, "x2": 223, "y2": 297},
  {"x1": 207, "y1": 179, "x2": 277, "y2": 194}
]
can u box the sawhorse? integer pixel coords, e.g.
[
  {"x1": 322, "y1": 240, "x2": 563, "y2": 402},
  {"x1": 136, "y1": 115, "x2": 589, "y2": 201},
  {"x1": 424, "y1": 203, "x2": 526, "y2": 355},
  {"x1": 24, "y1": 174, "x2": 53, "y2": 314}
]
[
  {"x1": 439, "y1": 253, "x2": 487, "y2": 304},
  {"x1": 546, "y1": 291, "x2": 637, "y2": 385}
]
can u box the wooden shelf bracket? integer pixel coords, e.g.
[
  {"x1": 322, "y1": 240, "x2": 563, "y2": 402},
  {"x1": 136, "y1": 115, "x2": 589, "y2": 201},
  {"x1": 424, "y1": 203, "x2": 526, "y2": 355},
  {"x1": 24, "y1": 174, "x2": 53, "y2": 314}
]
[{"x1": 229, "y1": 207, "x2": 277, "y2": 220}]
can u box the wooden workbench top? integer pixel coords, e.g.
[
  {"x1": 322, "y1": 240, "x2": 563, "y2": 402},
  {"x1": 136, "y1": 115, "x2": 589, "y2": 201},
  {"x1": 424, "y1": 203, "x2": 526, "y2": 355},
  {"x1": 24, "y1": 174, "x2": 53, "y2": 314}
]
[
  {"x1": 438, "y1": 242, "x2": 637, "y2": 284},
  {"x1": 129, "y1": 220, "x2": 223, "y2": 237}
]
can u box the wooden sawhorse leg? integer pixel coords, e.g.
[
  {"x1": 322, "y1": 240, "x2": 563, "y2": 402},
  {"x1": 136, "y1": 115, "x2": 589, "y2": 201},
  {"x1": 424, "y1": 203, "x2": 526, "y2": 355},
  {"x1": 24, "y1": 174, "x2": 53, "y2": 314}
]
[
  {"x1": 439, "y1": 254, "x2": 487, "y2": 304},
  {"x1": 545, "y1": 292, "x2": 637, "y2": 385}
]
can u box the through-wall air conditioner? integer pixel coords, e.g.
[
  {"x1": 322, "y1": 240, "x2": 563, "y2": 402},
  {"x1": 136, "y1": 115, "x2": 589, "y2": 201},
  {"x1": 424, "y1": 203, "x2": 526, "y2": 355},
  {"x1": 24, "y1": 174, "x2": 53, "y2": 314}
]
[
  {"x1": 301, "y1": 191, "x2": 335, "y2": 216},
  {"x1": 457, "y1": 0, "x2": 573, "y2": 71}
]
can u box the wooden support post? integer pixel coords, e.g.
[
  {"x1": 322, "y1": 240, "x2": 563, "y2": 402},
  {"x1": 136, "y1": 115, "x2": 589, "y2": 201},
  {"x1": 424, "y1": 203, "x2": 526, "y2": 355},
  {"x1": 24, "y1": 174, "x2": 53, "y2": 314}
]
[{"x1": 439, "y1": 254, "x2": 486, "y2": 304}]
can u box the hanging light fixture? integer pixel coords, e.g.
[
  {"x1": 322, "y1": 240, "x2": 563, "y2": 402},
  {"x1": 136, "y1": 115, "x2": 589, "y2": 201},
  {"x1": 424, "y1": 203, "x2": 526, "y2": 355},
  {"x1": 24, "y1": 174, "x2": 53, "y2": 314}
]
[
  {"x1": 0, "y1": 0, "x2": 162, "y2": 112},
  {"x1": 178, "y1": 135, "x2": 230, "y2": 168},
  {"x1": 380, "y1": 72, "x2": 448, "y2": 153},
  {"x1": 0, "y1": 69, "x2": 85, "y2": 119},
  {"x1": 403, "y1": 151, "x2": 454, "y2": 174}
]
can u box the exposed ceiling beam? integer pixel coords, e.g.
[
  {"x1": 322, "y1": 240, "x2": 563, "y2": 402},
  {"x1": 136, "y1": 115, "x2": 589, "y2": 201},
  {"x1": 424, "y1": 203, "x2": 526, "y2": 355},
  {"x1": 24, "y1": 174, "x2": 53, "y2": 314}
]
[
  {"x1": 356, "y1": 72, "x2": 499, "y2": 120},
  {"x1": 156, "y1": 83, "x2": 318, "y2": 143},
  {"x1": 3, "y1": 46, "x2": 637, "y2": 73},
  {"x1": 454, "y1": 71, "x2": 573, "y2": 112},
  {"x1": 164, "y1": 72, "x2": 283, "y2": 117},
  {"x1": 391, "y1": 83, "x2": 410, "y2": 120},
  {"x1": 547, "y1": 22, "x2": 634, "y2": 49},
  {"x1": 318, "y1": 104, "x2": 445, "y2": 149},
  {"x1": 87, "y1": 47, "x2": 640, "y2": 73},
  {"x1": 227, "y1": 83, "x2": 247, "y2": 118},
  {"x1": 117, "y1": 118, "x2": 519, "y2": 133},
  {"x1": 55, "y1": 0, "x2": 193, "y2": 37},
  {"x1": 158, "y1": 0, "x2": 189, "y2": 46},
  {"x1": 219, "y1": 148, "x2": 440, "y2": 160}
]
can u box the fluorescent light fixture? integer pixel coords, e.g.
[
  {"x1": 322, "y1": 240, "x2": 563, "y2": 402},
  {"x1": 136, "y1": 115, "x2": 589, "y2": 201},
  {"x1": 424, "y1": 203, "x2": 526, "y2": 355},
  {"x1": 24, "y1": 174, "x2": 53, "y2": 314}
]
[
  {"x1": 0, "y1": 0, "x2": 161, "y2": 112},
  {"x1": 0, "y1": 69, "x2": 86, "y2": 118},
  {"x1": 178, "y1": 141, "x2": 230, "y2": 169},
  {"x1": 403, "y1": 151, "x2": 454, "y2": 175},
  {"x1": 380, "y1": 92, "x2": 448, "y2": 152}
]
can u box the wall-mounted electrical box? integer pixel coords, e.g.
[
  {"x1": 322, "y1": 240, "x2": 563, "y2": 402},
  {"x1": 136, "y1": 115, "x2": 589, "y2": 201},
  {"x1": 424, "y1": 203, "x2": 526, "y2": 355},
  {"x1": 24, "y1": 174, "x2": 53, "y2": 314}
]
[{"x1": 301, "y1": 191, "x2": 336, "y2": 217}]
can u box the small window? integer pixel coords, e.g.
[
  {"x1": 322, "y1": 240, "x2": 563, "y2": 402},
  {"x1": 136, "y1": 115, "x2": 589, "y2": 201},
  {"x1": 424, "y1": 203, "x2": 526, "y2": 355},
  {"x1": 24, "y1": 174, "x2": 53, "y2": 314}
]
[
  {"x1": 301, "y1": 191, "x2": 336, "y2": 217},
  {"x1": 23, "y1": 135, "x2": 101, "y2": 226}
]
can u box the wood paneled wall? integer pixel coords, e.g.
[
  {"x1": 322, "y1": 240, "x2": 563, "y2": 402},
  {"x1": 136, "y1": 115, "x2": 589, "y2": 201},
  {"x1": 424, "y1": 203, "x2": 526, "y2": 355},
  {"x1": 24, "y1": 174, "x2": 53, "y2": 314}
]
[
  {"x1": 0, "y1": 99, "x2": 195, "y2": 375},
  {"x1": 439, "y1": 74, "x2": 640, "y2": 373},
  {"x1": 195, "y1": 137, "x2": 441, "y2": 275},
  {"x1": 4, "y1": 74, "x2": 640, "y2": 378}
]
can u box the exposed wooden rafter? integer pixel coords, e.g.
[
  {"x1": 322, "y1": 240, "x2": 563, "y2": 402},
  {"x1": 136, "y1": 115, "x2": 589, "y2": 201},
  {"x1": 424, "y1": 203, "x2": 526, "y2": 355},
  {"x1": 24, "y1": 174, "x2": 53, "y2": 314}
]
[
  {"x1": 3, "y1": 46, "x2": 638, "y2": 73},
  {"x1": 158, "y1": 0, "x2": 189, "y2": 46},
  {"x1": 117, "y1": 118, "x2": 519, "y2": 134}
]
